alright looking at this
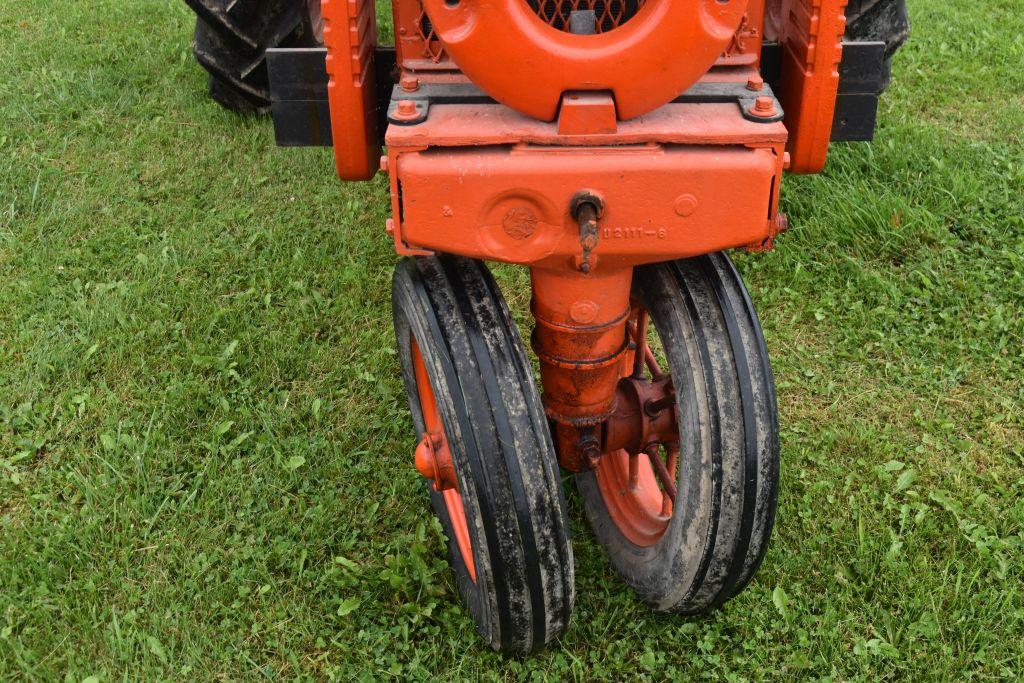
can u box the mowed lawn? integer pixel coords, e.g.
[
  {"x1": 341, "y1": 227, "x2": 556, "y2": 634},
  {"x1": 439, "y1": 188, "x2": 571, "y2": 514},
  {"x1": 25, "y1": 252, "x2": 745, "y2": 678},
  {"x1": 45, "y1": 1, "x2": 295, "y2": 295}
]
[{"x1": 1, "y1": 0, "x2": 1022, "y2": 679}]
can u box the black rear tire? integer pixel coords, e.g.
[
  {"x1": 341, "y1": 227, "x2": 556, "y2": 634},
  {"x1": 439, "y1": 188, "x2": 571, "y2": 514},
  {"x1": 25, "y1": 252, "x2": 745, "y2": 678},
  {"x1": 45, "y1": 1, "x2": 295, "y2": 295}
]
[
  {"x1": 392, "y1": 255, "x2": 574, "y2": 654},
  {"x1": 185, "y1": 0, "x2": 322, "y2": 114},
  {"x1": 844, "y1": 0, "x2": 910, "y2": 91},
  {"x1": 577, "y1": 253, "x2": 780, "y2": 613}
]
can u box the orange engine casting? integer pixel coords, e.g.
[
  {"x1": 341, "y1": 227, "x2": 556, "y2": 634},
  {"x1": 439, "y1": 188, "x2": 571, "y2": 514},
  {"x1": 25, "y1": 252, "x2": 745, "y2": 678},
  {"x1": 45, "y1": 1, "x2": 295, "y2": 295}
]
[{"x1": 257, "y1": 0, "x2": 903, "y2": 653}]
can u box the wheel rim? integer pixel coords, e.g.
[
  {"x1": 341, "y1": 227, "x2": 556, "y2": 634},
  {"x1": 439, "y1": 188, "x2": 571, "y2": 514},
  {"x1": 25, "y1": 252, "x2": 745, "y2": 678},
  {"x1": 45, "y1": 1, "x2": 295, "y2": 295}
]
[
  {"x1": 410, "y1": 338, "x2": 477, "y2": 582},
  {"x1": 595, "y1": 306, "x2": 679, "y2": 547}
]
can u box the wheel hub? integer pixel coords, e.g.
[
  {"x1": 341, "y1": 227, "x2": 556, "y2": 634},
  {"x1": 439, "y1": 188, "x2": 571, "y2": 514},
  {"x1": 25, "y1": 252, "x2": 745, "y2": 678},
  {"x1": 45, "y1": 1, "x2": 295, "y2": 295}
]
[
  {"x1": 602, "y1": 374, "x2": 678, "y2": 458},
  {"x1": 415, "y1": 431, "x2": 458, "y2": 491}
]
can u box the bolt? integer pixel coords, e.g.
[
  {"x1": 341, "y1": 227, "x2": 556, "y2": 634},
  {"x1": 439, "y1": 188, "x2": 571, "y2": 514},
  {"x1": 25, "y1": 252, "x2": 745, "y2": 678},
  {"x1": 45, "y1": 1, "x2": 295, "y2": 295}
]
[
  {"x1": 748, "y1": 96, "x2": 778, "y2": 119},
  {"x1": 400, "y1": 75, "x2": 420, "y2": 92},
  {"x1": 578, "y1": 429, "x2": 602, "y2": 469},
  {"x1": 379, "y1": 155, "x2": 389, "y2": 173},
  {"x1": 746, "y1": 75, "x2": 764, "y2": 92},
  {"x1": 396, "y1": 99, "x2": 417, "y2": 116},
  {"x1": 573, "y1": 195, "x2": 602, "y2": 274}
]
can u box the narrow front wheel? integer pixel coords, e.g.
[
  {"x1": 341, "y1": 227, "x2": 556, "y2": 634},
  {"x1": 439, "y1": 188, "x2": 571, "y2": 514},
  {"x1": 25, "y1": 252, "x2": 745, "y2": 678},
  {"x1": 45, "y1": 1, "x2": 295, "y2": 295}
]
[
  {"x1": 578, "y1": 253, "x2": 780, "y2": 613},
  {"x1": 392, "y1": 255, "x2": 574, "y2": 654}
]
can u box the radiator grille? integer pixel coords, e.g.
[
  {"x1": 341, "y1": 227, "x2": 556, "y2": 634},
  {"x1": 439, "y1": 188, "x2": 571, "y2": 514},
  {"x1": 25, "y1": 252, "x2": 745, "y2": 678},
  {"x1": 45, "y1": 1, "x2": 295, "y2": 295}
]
[{"x1": 527, "y1": 0, "x2": 647, "y2": 33}]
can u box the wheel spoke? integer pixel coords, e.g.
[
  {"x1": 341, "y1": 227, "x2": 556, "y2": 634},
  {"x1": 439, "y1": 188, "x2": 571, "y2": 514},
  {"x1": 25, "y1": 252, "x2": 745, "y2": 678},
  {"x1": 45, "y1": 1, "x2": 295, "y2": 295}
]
[
  {"x1": 645, "y1": 346, "x2": 665, "y2": 379},
  {"x1": 661, "y1": 444, "x2": 679, "y2": 515},
  {"x1": 631, "y1": 309, "x2": 649, "y2": 378},
  {"x1": 666, "y1": 444, "x2": 679, "y2": 480},
  {"x1": 647, "y1": 445, "x2": 677, "y2": 503}
]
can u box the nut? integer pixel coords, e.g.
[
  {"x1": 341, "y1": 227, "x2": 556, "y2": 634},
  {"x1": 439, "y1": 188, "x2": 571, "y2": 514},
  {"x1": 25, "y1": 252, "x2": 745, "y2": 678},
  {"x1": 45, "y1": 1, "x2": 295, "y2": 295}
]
[
  {"x1": 748, "y1": 96, "x2": 778, "y2": 118},
  {"x1": 391, "y1": 99, "x2": 423, "y2": 123}
]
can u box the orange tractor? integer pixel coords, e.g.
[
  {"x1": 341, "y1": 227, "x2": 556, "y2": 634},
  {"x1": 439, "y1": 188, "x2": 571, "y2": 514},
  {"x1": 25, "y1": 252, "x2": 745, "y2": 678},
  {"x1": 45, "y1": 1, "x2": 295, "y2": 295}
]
[{"x1": 186, "y1": 0, "x2": 907, "y2": 654}]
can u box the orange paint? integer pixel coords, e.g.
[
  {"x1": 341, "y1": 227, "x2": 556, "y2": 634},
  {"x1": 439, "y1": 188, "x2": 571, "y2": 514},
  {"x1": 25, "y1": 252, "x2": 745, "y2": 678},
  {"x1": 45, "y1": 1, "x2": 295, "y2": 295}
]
[
  {"x1": 321, "y1": 0, "x2": 844, "y2": 472},
  {"x1": 421, "y1": 0, "x2": 748, "y2": 121},
  {"x1": 322, "y1": 0, "x2": 381, "y2": 179},
  {"x1": 769, "y1": 0, "x2": 849, "y2": 172},
  {"x1": 411, "y1": 338, "x2": 475, "y2": 580}
]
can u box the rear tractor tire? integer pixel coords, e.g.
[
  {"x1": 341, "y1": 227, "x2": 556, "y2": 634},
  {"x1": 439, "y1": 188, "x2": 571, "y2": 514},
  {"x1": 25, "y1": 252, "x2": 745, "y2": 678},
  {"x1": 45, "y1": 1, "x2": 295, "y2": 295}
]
[
  {"x1": 844, "y1": 0, "x2": 910, "y2": 91},
  {"x1": 184, "y1": 0, "x2": 323, "y2": 114}
]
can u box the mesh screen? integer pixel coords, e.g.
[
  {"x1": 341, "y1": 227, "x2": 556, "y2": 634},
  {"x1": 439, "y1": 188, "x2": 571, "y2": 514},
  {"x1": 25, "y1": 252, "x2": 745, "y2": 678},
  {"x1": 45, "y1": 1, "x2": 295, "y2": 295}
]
[{"x1": 526, "y1": 0, "x2": 647, "y2": 33}]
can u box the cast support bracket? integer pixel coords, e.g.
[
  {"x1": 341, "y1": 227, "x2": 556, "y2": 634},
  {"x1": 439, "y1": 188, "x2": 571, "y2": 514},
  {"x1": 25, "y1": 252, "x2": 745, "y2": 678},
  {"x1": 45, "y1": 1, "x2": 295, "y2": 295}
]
[{"x1": 386, "y1": 81, "x2": 786, "y2": 127}]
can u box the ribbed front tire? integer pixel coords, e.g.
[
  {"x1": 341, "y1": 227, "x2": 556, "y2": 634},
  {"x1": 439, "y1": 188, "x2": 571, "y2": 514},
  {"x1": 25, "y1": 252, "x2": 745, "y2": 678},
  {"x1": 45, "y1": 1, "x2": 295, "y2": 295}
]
[
  {"x1": 578, "y1": 253, "x2": 780, "y2": 613},
  {"x1": 392, "y1": 255, "x2": 574, "y2": 654}
]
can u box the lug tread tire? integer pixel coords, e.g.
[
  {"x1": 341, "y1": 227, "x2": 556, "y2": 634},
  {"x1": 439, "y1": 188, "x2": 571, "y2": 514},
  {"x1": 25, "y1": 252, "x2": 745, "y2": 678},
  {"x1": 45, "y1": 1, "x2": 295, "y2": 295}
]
[
  {"x1": 392, "y1": 255, "x2": 574, "y2": 655},
  {"x1": 184, "y1": 0, "x2": 312, "y2": 114},
  {"x1": 578, "y1": 253, "x2": 780, "y2": 613},
  {"x1": 844, "y1": 0, "x2": 910, "y2": 91}
]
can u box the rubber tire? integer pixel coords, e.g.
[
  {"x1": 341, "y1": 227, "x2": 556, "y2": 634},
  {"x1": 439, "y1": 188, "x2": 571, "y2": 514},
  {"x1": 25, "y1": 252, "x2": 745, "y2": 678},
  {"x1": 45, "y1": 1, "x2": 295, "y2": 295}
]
[
  {"x1": 844, "y1": 0, "x2": 910, "y2": 91},
  {"x1": 392, "y1": 255, "x2": 574, "y2": 654},
  {"x1": 577, "y1": 253, "x2": 780, "y2": 613},
  {"x1": 186, "y1": 0, "x2": 321, "y2": 114}
]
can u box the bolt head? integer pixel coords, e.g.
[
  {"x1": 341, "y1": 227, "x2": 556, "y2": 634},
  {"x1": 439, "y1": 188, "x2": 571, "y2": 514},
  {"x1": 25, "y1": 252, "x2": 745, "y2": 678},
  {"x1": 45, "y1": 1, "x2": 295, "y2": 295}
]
[
  {"x1": 746, "y1": 75, "x2": 764, "y2": 92},
  {"x1": 748, "y1": 96, "x2": 779, "y2": 119},
  {"x1": 400, "y1": 75, "x2": 420, "y2": 92}
]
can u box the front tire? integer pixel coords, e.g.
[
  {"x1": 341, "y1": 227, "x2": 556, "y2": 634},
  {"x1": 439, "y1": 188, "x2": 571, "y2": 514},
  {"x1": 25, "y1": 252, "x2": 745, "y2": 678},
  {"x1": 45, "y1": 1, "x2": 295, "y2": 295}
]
[
  {"x1": 392, "y1": 255, "x2": 574, "y2": 654},
  {"x1": 578, "y1": 253, "x2": 780, "y2": 613}
]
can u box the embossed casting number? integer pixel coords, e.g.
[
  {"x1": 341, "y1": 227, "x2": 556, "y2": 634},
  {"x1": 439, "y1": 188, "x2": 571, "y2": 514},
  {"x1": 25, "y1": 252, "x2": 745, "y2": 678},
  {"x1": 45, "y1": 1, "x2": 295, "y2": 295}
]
[{"x1": 603, "y1": 227, "x2": 668, "y2": 239}]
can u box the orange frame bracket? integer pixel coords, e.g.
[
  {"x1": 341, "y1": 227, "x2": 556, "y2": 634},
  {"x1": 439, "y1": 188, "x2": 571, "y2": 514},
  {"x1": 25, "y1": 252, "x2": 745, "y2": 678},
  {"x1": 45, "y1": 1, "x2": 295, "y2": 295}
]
[
  {"x1": 772, "y1": 0, "x2": 848, "y2": 173},
  {"x1": 323, "y1": 0, "x2": 380, "y2": 180}
]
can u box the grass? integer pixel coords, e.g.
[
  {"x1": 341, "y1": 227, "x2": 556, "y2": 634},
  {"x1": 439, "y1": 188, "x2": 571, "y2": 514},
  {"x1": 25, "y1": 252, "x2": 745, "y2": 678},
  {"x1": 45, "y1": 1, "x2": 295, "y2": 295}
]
[{"x1": 1, "y1": 0, "x2": 1022, "y2": 679}]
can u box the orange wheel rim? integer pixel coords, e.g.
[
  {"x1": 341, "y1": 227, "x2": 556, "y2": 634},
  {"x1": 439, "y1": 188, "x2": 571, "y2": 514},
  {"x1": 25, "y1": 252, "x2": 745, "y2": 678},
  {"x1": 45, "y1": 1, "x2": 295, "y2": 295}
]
[
  {"x1": 596, "y1": 449, "x2": 673, "y2": 546},
  {"x1": 595, "y1": 306, "x2": 678, "y2": 547},
  {"x1": 411, "y1": 338, "x2": 477, "y2": 582}
]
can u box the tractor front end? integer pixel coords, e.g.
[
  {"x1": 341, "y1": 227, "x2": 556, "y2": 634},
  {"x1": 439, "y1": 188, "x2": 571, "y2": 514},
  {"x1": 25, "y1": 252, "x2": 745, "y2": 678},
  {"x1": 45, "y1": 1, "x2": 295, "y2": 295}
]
[{"x1": 263, "y1": 0, "x2": 897, "y2": 653}]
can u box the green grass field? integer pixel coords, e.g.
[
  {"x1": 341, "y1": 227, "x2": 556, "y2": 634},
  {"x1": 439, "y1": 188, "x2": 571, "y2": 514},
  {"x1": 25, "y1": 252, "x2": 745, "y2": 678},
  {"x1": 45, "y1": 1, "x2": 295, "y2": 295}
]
[{"x1": 2, "y1": 0, "x2": 1022, "y2": 679}]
